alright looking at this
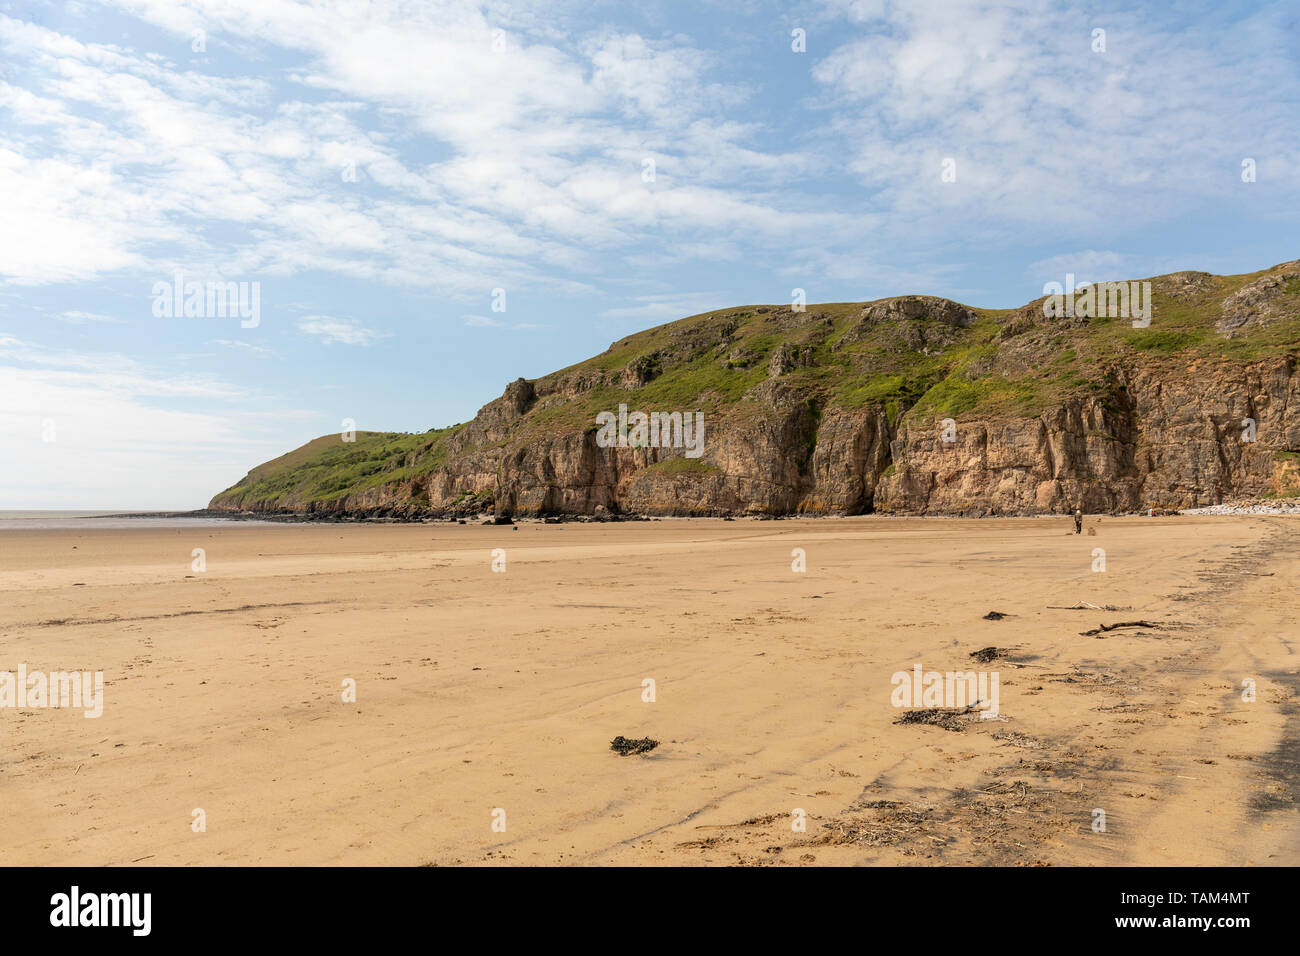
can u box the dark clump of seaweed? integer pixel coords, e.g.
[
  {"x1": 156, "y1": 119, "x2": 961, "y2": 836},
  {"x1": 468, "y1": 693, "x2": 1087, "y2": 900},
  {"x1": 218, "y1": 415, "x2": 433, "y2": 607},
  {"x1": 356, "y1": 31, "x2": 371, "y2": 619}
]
[
  {"x1": 610, "y1": 735, "x2": 660, "y2": 756},
  {"x1": 894, "y1": 708, "x2": 976, "y2": 732}
]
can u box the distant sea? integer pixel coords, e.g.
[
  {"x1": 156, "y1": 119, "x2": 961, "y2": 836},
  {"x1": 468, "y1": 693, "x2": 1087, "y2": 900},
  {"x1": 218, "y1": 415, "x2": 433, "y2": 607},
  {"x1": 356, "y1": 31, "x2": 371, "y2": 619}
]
[{"x1": 0, "y1": 510, "x2": 267, "y2": 530}]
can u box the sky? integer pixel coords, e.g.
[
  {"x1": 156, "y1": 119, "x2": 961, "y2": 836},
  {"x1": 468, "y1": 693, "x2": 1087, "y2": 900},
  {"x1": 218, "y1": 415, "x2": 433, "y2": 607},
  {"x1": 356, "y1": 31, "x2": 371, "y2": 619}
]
[{"x1": 0, "y1": 0, "x2": 1297, "y2": 509}]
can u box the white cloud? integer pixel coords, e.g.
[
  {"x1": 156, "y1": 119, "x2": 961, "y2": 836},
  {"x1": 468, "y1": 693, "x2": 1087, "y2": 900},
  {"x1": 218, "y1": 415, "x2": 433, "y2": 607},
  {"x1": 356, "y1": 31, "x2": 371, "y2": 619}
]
[
  {"x1": 0, "y1": 0, "x2": 1294, "y2": 309},
  {"x1": 0, "y1": 335, "x2": 291, "y2": 508},
  {"x1": 297, "y1": 315, "x2": 386, "y2": 346},
  {"x1": 463, "y1": 313, "x2": 548, "y2": 330},
  {"x1": 598, "y1": 292, "x2": 728, "y2": 323},
  {"x1": 54, "y1": 309, "x2": 122, "y2": 323},
  {"x1": 0, "y1": 3, "x2": 853, "y2": 299},
  {"x1": 809, "y1": 0, "x2": 1300, "y2": 235},
  {"x1": 210, "y1": 338, "x2": 274, "y2": 356},
  {"x1": 1025, "y1": 251, "x2": 1194, "y2": 287}
]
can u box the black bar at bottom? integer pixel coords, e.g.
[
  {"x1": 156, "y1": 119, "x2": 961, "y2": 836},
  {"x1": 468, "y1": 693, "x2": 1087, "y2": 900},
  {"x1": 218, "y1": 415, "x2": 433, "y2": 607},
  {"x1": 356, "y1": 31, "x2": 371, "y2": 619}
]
[{"x1": 0, "y1": 865, "x2": 1282, "y2": 942}]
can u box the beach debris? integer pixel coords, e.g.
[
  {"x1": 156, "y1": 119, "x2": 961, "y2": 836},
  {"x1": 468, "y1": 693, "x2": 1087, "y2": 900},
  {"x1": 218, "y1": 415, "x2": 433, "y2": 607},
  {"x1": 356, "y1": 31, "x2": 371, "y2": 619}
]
[
  {"x1": 1047, "y1": 602, "x2": 1130, "y2": 611},
  {"x1": 814, "y1": 800, "x2": 935, "y2": 847},
  {"x1": 970, "y1": 646, "x2": 1004, "y2": 663},
  {"x1": 894, "y1": 703, "x2": 983, "y2": 732},
  {"x1": 693, "y1": 813, "x2": 784, "y2": 830},
  {"x1": 992, "y1": 730, "x2": 1045, "y2": 749},
  {"x1": 1079, "y1": 620, "x2": 1163, "y2": 636},
  {"x1": 610, "y1": 735, "x2": 659, "y2": 756},
  {"x1": 982, "y1": 611, "x2": 1008, "y2": 620}
]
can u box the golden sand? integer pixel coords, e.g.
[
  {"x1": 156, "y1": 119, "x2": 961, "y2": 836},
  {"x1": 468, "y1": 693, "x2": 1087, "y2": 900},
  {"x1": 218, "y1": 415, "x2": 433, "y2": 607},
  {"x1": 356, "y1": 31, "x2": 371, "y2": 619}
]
[{"x1": 0, "y1": 515, "x2": 1295, "y2": 865}]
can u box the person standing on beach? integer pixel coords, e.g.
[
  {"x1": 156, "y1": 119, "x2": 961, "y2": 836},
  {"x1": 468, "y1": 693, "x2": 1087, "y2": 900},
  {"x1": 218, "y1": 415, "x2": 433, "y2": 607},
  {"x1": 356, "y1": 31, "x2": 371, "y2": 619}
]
[{"x1": 1073, "y1": 508, "x2": 1083, "y2": 534}]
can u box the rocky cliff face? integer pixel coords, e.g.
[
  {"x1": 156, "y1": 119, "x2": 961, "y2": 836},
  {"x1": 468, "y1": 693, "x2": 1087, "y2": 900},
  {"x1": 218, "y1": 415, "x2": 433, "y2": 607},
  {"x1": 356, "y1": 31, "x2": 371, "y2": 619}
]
[
  {"x1": 210, "y1": 260, "x2": 1300, "y2": 517},
  {"x1": 878, "y1": 358, "x2": 1300, "y2": 514}
]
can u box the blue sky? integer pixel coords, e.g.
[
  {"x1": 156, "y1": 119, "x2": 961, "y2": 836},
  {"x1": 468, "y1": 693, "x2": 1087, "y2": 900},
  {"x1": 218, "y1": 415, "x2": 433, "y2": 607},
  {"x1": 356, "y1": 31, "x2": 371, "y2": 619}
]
[{"x1": 1, "y1": 0, "x2": 1297, "y2": 509}]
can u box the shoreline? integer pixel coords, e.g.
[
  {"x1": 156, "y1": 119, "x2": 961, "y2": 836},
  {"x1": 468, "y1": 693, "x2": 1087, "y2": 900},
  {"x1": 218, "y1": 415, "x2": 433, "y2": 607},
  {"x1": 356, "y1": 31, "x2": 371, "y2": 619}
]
[{"x1": 90, "y1": 498, "x2": 1300, "y2": 524}]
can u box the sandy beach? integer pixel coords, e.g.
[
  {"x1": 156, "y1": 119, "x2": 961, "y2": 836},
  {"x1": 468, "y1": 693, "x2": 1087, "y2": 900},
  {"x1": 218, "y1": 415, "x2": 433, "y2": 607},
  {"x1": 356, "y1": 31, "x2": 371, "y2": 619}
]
[{"x1": 0, "y1": 515, "x2": 1295, "y2": 866}]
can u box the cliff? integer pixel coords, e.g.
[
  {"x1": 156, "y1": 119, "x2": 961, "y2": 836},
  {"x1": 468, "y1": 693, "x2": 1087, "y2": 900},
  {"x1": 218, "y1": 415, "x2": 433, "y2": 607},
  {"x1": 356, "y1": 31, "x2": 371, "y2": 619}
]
[{"x1": 209, "y1": 260, "x2": 1300, "y2": 517}]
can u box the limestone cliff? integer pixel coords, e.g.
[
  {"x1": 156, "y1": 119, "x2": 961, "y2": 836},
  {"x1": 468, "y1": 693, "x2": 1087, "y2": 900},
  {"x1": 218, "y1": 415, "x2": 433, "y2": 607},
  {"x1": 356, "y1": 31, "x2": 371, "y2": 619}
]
[{"x1": 209, "y1": 260, "x2": 1300, "y2": 517}]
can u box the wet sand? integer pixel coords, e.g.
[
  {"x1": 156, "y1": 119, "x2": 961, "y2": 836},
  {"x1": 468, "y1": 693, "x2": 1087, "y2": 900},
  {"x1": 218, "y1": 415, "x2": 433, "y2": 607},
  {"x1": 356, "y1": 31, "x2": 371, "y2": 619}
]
[{"x1": 0, "y1": 515, "x2": 1296, "y2": 865}]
